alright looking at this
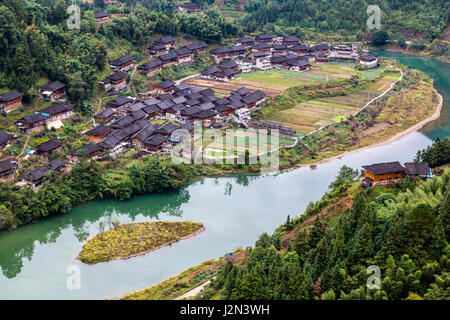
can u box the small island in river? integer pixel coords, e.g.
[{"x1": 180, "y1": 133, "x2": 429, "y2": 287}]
[{"x1": 78, "y1": 221, "x2": 205, "y2": 264}]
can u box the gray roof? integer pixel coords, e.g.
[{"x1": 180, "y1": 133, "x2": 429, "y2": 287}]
[
  {"x1": 94, "y1": 108, "x2": 114, "y2": 119},
  {"x1": 38, "y1": 102, "x2": 72, "y2": 116},
  {"x1": 0, "y1": 90, "x2": 23, "y2": 102},
  {"x1": 0, "y1": 131, "x2": 13, "y2": 146},
  {"x1": 41, "y1": 81, "x2": 66, "y2": 92},
  {"x1": 362, "y1": 162, "x2": 406, "y2": 175},
  {"x1": 404, "y1": 162, "x2": 430, "y2": 176},
  {"x1": 24, "y1": 159, "x2": 64, "y2": 182},
  {"x1": 34, "y1": 139, "x2": 62, "y2": 153},
  {"x1": 0, "y1": 160, "x2": 16, "y2": 174}
]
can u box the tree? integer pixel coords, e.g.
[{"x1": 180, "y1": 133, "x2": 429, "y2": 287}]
[{"x1": 371, "y1": 30, "x2": 389, "y2": 46}]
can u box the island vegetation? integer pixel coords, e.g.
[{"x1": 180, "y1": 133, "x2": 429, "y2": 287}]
[{"x1": 78, "y1": 221, "x2": 204, "y2": 264}]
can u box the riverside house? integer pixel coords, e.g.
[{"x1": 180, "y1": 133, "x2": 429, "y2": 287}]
[
  {"x1": 404, "y1": 162, "x2": 432, "y2": 179},
  {"x1": 360, "y1": 54, "x2": 379, "y2": 68},
  {"x1": 23, "y1": 159, "x2": 65, "y2": 190},
  {"x1": 16, "y1": 113, "x2": 47, "y2": 134},
  {"x1": 0, "y1": 90, "x2": 23, "y2": 115},
  {"x1": 41, "y1": 81, "x2": 66, "y2": 102},
  {"x1": 362, "y1": 162, "x2": 406, "y2": 185}
]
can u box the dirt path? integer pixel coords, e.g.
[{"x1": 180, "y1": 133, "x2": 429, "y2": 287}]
[{"x1": 175, "y1": 279, "x2": 213, "y2": 300}]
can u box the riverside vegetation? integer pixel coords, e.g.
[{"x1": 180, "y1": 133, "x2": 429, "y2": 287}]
[
  {"x1": 79, "y1": 221, "x2": 204, "y2": 264},
  {"x1": 129, "y1": 138, "x2": 450, "y2": 300}
]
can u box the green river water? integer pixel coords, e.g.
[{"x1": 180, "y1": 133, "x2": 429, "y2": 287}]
[{"x1": 0, "y1": 52, "x2": 448, "y2": 299}]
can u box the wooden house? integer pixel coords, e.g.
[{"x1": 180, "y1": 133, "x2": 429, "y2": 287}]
[
  {"x1": 404, "y1": 162, "x2": 432, "y2": 179},
  {"x1": 241, "y1": 90, "x2": 266, "y2": 109},
  {"x1": 315, "y1": 51, "x2": 329, "y2": 63},
  {"x1": 23, "y1": 159, "x2": 65, "y2": 189},
  {"x1": 100, "y1": 71, "x2": 127, "y2": 92},
  {"x1": 185, "y1": 41, "x2": 208, "y2": 54},
  {"x1": 106, "y1": 96, "x2": 133, "y2": 110},
  {"x1": 33, "y1": 138, "x2": 63, "y2": 158},
  {"x1": 86, "y1": 124, "x2": 110, "y2": 143},
  {"x1": 237, "y1": 38, "x2": 255, "y2": 47},
  {"x1": 142, "y1": 134, "x2": 168, "y2": 152},
  {"x1": 0, "y1": 160, "x2": 17, "y2": 179},
  {"x1": 94, "y1": 11, "x2": 109, "y2": 23},
  {"x1": 41, "y1": 81, "x2": 66, "y2": 102},
  {"x1": 310, "y1": 43, "x2": 331, "y2": 54},
  {"x1": 67, "y1": 143, "x2": 101, "y2": 163},
  {"x1": 159, "y1": 51, "x2": 179, "y2": 67},
  {"x1": 153, "y1": 80, "x2": 175, "y2": 94},
  {"x1": 282, "y1": 36, "x2": 300, "y2": 47},
  {"x1": 138, "y1": 59, "x2": 162, "y2": 76},
  {"x1": 249, "y1": 120, "x2": 296, "y2": 136},
  {"x1": 175, "y1": 47, "x2": 193, "y2": 64},
  {"x1": 94, "y1": 108, "x2": 115, "y2": 124},
  {"x1": 148, "y1": 43, "x2": 168, "y2": 57},
  {"x1": 210, "y1": 47, "x2": 233, "y2": 63},
  {"x1": 289, "y1": 44, "x2": 309, "y2": 56},
  {"x1": 255, "y1": 34, "x2": 273, "y2": 44},
  {"x1": 0, "y1": 131, "x2": 13, "y2": 155},
  {"x1": 0, "y1": 90, "x2": 23, "y2": 115},
  {"x1": 362, "y1": 162, "x2": 406, "y2": 185},
  {"x1": 38, "y1": 102, "x2": 74, "y2": 123},
  {"x1": 155, "y1": 36, "x2": 176, "y2": 51},
  {"x1": 16, "y1": 114, "x2": 47, "y2": 134},
  {"x1": 360, "y1": 54, "x2": 378, "y2": 68},
  {"x1": 177, "y1": 2, "x2": 201, "y2": 13},
  {"x1": 109, "y1": 55, "x2": 135, "y2": 71},
  {"x1": 272, "y1": 45, "x2": 288, "y2": 57}
]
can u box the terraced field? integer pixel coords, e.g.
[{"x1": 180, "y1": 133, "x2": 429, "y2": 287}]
[{"x1": 265, "y1": 71, "x2": 401, "y2": 134}]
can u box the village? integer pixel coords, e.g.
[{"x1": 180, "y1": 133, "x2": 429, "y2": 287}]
[{"x1": 0, "y1": 26, "x2": 408, "y2": 192}]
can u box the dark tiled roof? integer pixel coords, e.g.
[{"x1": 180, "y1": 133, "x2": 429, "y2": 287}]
[
  {"x1": 405, "y1": 162, "x2": 430, "y2": 176},
  {"x1": 157, "y1": 100, "x2": 175, "y2": 110},
  {"x1": 41, "y1": 81, "x2": 66, "y2": 92},
  {"x1": 214, "y1": 98, "x2": 231, "y2": 106},
  {"x1": 174, "y1": 82, "x2": 191, "y2": 92},
  {"x1": 144, "y1": 134, "x2": 167, "y2": 146},
  {"x1": 198, "y1": 102, "x2": 215, "y2": 110},
  {"x1": 362, "y1": 162, "x2": 406, "y2": 175},
  {"x1": 185, "y1": 41, "x2": 208, "y2": 51},
  {"x1": 110, "y1": 55, "x2": 134, "y2": 67},
  {"x1": 70, "y1": 143, "x2": 101, "y2": 156},
  {"x1": 159, "y1": 93, "x2": 175, "y2": 101},
  {"x1": 255, "y1": 34, "x2": 273, "y2": 41},
  {"x1": 361, "y1": 54, "x2": 378, "y2": 62},
  {"x1": 86, "y1": 124, "x2": 110, "y2": 136},
  {"x1": 0, "y1": 131, "x2": 13, "y2": 146},
  {"x1": 253, "y1": 43, "x2": 271, "y2": 50},
  {"x1": 194, "y1": 109, "x2": 216, "y2": 119},
  {"x1": 217, "y1": 60, "x2": 237, "y2": 69},
  {"x1": 98, "y1": 135, "x2": 121, "y2": 150},
  {"x1": 253, "y1": 51, "x2": 269, "y2": 58},
  {"x1": 17, "y1": 113, "x2": 46, "y2": 125},
  {"x1": 0, "y1": 160, "x2": 16, "y2": 174},
  {"x1": 180, "y1": 2, "x2": 199, "y2": 8},
  {"x1": 107, "y1": 96, "x2": 133, "y2": 108},
  {"x1": 102, "y1": 71, "x2": 126, "y2": 83},
  {"x1": 34, "y1": 138, "x2": 62, "y2": 153},
  {"x1": 138, "y1": 59, "x2": 162, "y2": 71},
  {"x1": 290, "y1": 44, "x2": 309, "y2": 51},
  {"x1": 131, "y1": 109, "x2": 147, "y2": 120},
  {"x1": 310, "y1": 43, "x2": 330, "y2": 51},
  {"x1": 154, "y1": 80, "x2": 175, "y2": 90},
  {"x1": 143, "y1": 97, "x2": 160, "y2": 106},
  {"x1": 95, "y1": 108, "x2": 114, "y2": 119},
  {"x1": 111, "y1": 115, "x2": 136, "y2": 129},
  {"x1": 159, "y1": 51, "x2": 178, "y2": 62},
  {"x1": 172, "y1": 96, "x2": 187, "y2": 104},
  {"x1": 24, "y1": 159, "x2": 64, "y2": 182},
  {"x1": 282, "y1": 36, "x2": 299, "y2": 43},
  {"x1": 155, "y1": 123, "x2": 179, "y2": 135},
  {"x1": 201, "y1": 66, "x2": 220, "y2": 75},
  {"x1": 200, "y1": 88, "x2": 214, "y2": 96},
  {"x1": 238, "y1": 38, "x2": 255, "y2": 44},
  {"x1": 210, "y1": 47, "x2": 233, "y2": 55},
  {"x1": 180, "y1": 121, "x2": 194, "y2": 132},
  {"x1": 273, "y1": 44, "x2": 287, "y2": 50},
  {"x1": 242, "y1": 90, "x2": 266, "y2": 104},
  {"x1": 175, "y1": 47, "x2": 192, "y2": 56},
  {"x1": 142, "y1": 105, "x2": 160, "y2": 115},
  {"x1": 214, "y1": 104, "x2": 231, "y2": 113},
  {"x1": 0, "y1": 90, "x2": 23, "y2": 102},
  {"x1": 181, "y1": 106, "x2": 202, "y2": 116},
  {"x1": 94, "y1": 11, "x2": 109, "y2": 19},
  {"x1": 38, "y1": 102, "x2": 72, "y2": 116},
  {"x1": 133, "y1": 124, "x2": 156, "y2": 141},
  {"x1": 155, "y1": 36, "x2": 175, "y2": 44}
]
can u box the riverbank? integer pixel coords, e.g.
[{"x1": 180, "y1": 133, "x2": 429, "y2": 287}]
[{"x1": 78, "y1": 221, "x2": 204, "y2": 264}]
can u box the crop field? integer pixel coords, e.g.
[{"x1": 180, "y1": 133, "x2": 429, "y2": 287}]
[
  {"x1": 203, "y1": 130, "x2": 295, "y2": 159},
  {"x1": 265, "y1": 71, "x2": 401, "y2": 134}
]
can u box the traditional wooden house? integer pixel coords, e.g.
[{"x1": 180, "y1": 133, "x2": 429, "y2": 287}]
[
  {"x1": 94, "y1": 108, "x2": 115, "y2": 124},
  {"x1": 33, "y1": 138, "x2": 63, "y2": 158},
  {"x1": 23, "y1": 159, "x2": 65, "y2": 189},
  {"x1": 0, "y1": 131, "x2": 13, "y2": 155},
  {"x1": 241, "y1": 90, "x2": 266, "y2": 109},
  {"x1": 0, "y1": 90, "x2": 23, "y2": 115},
  {"x1": 138, "y1": 59, "x2": 162, "y2": 76},
  {"x1": 362, "y1": 162, "x2": 406, "y2": 185},
  {"x1": 153, "y1": 80, "x2": 176, "y2": 94},
  {"x1": 38, "y1": 102, "x2": 74, "y2": 124},
  {"x1": 310, "y1": 43, "x2": 331, "y2": 54},
  {"x1": 109, "y1": 55, "x2": 135, "y2": 71},
  {"x1": 86, "y1": 124, "x2": 110, "y2": 143},
  {"x1": 41, "y1": 81, "x2": 66, "y2": 102},
  {"x1": 200, "y1": 65, "x2": 220, "y2": 80},
  {"x1": 148, "y1": 43, "x2": 168, "y2": 57},
  {"x1": 255, "y1": 34, "x2": 273, "y2": 44},
  {"x1": 217, "y1": 60, "x2": 239, "y2": 72},
  {"x1": 177, "y1": 2, "x2": 201, "y2": 13},
  {"x1": 328, "y1": 44, "x2": 360, "y2": 62},
  {"x1": 141, "y1": 134, "x2": 168, "y2": 152},
  {"x1": 282, "y1": 36, "x2": 300, "y2": 47},
  {"x1": 192, "y1": 109, "x2": 217, "y2": 126},
  {"x1": 404, "y1": 162, "x2": 432, "y2": 179},
  {"x1": 67, "y1": 143, "x2": 101, "y2": 163},
  {"x1": 94, "y1": 11, "x2": 110, "y2": 23},
  {"x1": 272, "y1": 45, "x2": 288, "y2": 57},
  {"x1": 315, "y1": 51, "x2": 329, "y2": 63},
  {"x1": 175, "y1": 47, "x2": 193, "y2": 64},
  {"x1": 185, "y1": 41, "x2": 208, "y2": 54},
  {"x1": 106, "y1": 96, "x2": 133, "y2": 110},
  {"x1": 231, "y1": 46, "x2": 246, "y2": 57},
  {"x1": 237, "y1": 38, "x2": 255, "y2": 47},
  {"x1": 210, "y1": 47, "x2": 233, "y2": 63},
  {"x1": 0, "y1": 160, "x2": 17, "y2": 179},
  {"x1": 100, "y1": 71, "x2": 127, "y2": 92},
  {"x1": 16, "y1": 114, "x2": 47, "y2": 134},
  {"x1": 289, "y1": 44, "x2": 309, "y2": 56},
  {"x1": 155, "y1": 36, "x2": 176, "y2": 51},
  {"x1": 360, "y1": 54, "x2": 378, "y2": 68},
  {"x1": 252, "y1": 43, "x2": 272, "y2": 54},
  {"x1": 159, "y1": 51, "x2": 179, "y2": 67},
  {"x1": 253, "y1": 52, "x2": 271, "y2": 69},
  {"x1": 249, "y1": 120, "x2": 296, "y2": 136}
]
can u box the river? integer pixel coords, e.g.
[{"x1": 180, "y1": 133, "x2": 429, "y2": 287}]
[{"x1": 0, "y1": 53, "x2": 448, "y2": 299}]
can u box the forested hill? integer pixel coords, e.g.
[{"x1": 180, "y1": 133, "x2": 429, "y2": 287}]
[
  {"x1": 201, "y1": 139, "x2": 450, "y2": 300},
  {"x1": 0, "y1": 0, "x2": 236, "y2": 105},
  {"x1": 228, "y1": 0, "x2": 449, "y2": 40}
]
